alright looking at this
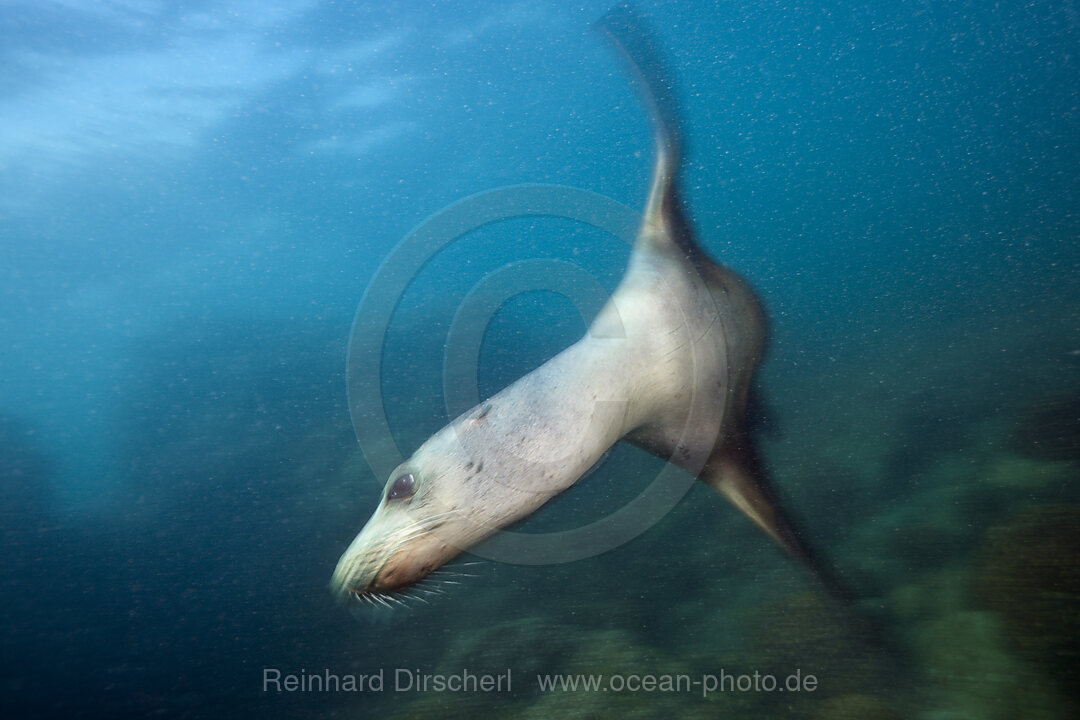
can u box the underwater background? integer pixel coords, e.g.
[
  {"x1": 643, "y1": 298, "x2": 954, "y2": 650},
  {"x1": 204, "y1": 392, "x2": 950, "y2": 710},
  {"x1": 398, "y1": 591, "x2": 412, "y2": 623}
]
[{"x1": 1, "y1": 0, "x2": 1078, "y2": 718}]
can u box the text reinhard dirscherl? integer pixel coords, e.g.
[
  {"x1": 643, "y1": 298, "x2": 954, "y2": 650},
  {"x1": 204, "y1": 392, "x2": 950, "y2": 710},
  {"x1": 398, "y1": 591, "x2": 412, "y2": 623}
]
[
  {"x1": 262, "y1": 668, "x2": 818, "y2": 698},
  {"x1": 263, "y1": 668, "x2": 511, "y2": 694}
]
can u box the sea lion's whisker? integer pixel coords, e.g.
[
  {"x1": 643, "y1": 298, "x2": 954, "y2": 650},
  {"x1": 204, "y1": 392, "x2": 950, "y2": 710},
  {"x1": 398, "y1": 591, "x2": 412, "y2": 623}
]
[
  {"x1": 394, "y1": 528, "x2": 429, "y2": 544},
  {"x1": 417, "y1": 570, "x2": 472, "y2": 598},
  {"x1": 404, "y1": 509, "x2": 462, "y2": 528},
  {"x1": 414, "y1": 578, "x2": 448, "y2": 595},
  {"x1": 401, "y1": 590, "x2": 429, "y2": 604},
  {"x1": 428, "y1": 567, "x2": 475, "y2": 579},
  {"x1": 392, "y1": 522, "x2": 443, "y2": 546},
  {"x1": 424, "y1": 508, "x2": 464, "y2": 521},
  {"x1": 399, "y1": 511, "x2": 461, "y2": 537}
]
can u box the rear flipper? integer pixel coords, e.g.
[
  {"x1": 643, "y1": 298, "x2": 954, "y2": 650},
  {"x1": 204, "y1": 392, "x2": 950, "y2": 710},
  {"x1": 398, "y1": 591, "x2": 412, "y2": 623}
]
[
  {"x1": 704, "y1": 439, "x2": 907, "y2": 665},
  {"x1": 700, "y1": 438, "x2": 859, "y2": 607}
]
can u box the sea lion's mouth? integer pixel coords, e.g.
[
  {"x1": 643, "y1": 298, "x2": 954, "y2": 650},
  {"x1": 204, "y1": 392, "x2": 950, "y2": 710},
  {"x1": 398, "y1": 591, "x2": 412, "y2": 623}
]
[
  {"x1": 344, "y1": 569, "x2": 450, "y2": 609},
  {"x1": 337, "y1": 561, "x2": 430, "y2": 607},
  {"x1": 341, "y1": 553, "x2": 480, "y2": 609}
]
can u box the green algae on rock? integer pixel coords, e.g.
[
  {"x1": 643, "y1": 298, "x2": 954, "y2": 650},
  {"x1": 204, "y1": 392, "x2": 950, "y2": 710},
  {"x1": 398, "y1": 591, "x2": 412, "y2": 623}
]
[
  {"x1": 1008, "y1": 396, "x2": 1080, "y2": 463},
  {"x1": 973, "y1": 505, "x2": 1080, "y2": 712}
]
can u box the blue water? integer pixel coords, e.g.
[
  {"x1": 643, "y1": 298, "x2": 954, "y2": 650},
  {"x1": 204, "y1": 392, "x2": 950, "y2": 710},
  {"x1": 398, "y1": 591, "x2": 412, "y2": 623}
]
[{"x1": 2, "y1": 1, "x2": 1078, "y2": 718}]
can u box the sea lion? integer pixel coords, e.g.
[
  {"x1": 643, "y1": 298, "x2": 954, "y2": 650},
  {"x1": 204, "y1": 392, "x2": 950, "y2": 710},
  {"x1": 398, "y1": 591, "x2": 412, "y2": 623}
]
[{"x1": 331, "y1": 4, "x2": 845, "y2": 604}]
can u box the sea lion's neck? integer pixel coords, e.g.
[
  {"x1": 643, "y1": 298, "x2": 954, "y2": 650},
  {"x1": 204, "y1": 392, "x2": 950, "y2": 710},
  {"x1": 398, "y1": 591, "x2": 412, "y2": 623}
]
[{"x1": 432, "y1": 319, "x2": 654, "y2": 518}]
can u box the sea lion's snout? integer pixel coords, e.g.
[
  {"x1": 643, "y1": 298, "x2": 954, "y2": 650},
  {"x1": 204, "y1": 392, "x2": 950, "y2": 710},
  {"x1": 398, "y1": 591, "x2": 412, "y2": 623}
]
[
  {"x1": 330, "y1": 487, "x2": 464, "y2": 603},
  {"x1": 331, "y1": 537, "x2": 446, "y2": 602},
  {"x1": 333, "y1": 536, "x2": 441, "y2": 602}
]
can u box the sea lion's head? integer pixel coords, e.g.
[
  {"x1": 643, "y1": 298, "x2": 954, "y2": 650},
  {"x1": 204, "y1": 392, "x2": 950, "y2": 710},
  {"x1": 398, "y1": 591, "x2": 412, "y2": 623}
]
[{"x1": 330, "y1": 415, "x2": 536, "y2": 603}]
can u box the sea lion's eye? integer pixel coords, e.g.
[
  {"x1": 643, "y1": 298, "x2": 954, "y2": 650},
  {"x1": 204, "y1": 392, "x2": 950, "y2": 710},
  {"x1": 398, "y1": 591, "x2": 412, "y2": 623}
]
[{"x1": 387, "y1": 473, "x2": 417, "y2": 501}]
